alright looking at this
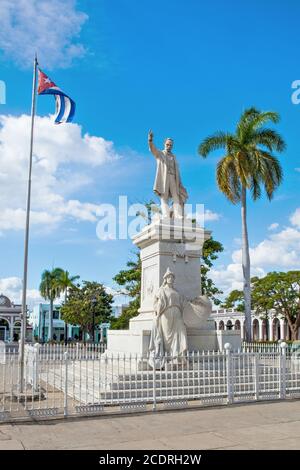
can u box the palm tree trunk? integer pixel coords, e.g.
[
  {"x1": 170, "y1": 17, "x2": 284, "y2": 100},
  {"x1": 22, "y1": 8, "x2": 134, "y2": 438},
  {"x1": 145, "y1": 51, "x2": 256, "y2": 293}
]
[
  {"x1": 241, "y1": 187, "x2": 252, "y2": 342},
  {"x1": 49, "y1": 298, "x2": 53, "y2": 341}
]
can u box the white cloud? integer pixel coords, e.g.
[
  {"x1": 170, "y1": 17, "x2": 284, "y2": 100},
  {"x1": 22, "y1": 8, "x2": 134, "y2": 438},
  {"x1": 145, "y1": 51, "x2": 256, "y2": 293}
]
[
  {"x1": 0, "y1": 0, "x2": 88, "y2": 68},
  {"x1": 0, "y1": 114, "x2": 120, "y2": 233},
  {"x1": 232, "y1": 227, "x2": 300, "y2": 269},
  {"x1": 290, "y1": 208, "x2": 300, "y2": 228},
  {"x1": 268, "y1": 223, "x2": 279, "y2": 231},
  {"x1": 204, "y1": 209, "x2": 221, "y2": 222},
  {"x1": 211, "y1": 209, "x2": 300, "y2": 294},
  {"x1": 210, "y1": 264, "x2": 265, "y2": 295},
  {"x1": 186, "y1": 209, "x2": 221, "y2": 224},
  {"x1": 0, "y1": 277, "x2": 42, "y2": 308}
]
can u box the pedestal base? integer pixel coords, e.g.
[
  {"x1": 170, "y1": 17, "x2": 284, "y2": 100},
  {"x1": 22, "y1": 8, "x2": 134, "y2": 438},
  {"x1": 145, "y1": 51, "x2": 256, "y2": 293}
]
[{"x1": 107, "y1": 327, "x2": 241, "y2": 356}]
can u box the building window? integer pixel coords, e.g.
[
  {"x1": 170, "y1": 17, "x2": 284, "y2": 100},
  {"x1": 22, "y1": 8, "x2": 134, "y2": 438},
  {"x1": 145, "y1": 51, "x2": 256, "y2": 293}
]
[{"x1": 53, "y1": 310, "x2": 60, "y2": 320}]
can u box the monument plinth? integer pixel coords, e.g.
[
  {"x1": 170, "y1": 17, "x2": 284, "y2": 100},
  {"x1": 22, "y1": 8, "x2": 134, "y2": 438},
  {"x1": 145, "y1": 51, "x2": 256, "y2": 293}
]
[{"x1": 130, "y1": 218, "x2": 211, "y2": 331}]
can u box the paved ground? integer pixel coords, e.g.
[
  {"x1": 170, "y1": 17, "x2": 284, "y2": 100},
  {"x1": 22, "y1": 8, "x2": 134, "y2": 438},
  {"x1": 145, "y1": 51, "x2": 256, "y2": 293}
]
[{"x1": 0, "y1": 400, "x2": 300, "y2": 450}]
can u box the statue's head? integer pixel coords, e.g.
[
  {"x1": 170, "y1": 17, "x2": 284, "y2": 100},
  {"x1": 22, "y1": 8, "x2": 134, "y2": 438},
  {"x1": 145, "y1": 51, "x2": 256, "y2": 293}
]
[
  {"x1": 164, "y1": 138, "x2": 173, "y2": 153},
  {"x1": 163, "y1": 267, "x2": 175, "y2": 286}
]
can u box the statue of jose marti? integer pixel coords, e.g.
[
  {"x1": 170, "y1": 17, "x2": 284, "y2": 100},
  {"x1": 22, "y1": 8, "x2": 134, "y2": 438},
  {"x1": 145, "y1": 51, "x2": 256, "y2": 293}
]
[
  {"x1": 148, "y1": 130, "x2": 188, "y2": 219},
  {"x1": 147, "y1": 131, "x2": 213, "y2": 368}
]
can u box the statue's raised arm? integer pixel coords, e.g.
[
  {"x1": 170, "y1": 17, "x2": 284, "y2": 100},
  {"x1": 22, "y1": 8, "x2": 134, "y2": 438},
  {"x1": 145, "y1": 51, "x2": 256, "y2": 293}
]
[{"x1": 148, "y1": 130, "x2": 160, "y2": 159}]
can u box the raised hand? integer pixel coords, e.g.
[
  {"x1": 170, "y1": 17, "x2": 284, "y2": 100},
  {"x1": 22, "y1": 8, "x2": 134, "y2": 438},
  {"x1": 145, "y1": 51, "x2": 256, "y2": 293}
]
[{"x1": 148, "y1": 129, "x2": 154, "y2": 142}]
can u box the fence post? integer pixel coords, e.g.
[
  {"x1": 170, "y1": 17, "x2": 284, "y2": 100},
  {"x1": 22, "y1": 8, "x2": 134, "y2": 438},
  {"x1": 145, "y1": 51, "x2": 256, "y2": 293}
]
[
  {"x1": 225, "y1": 343, "x2": 233, "y2": 404},
  {"x1": 33, "y1": 343, "x2": 40, "y2": 392},
  {"x1": 280, "y1": 342, "x2": 287, "y2": 399},
  {"x1": 254, "y1": 353, "x2": 260, "y2": 400},
  {"x1": 152, "y1": 357, "x2": 157, "y2": 412},
  {"x1": 64, "y1": 351, "x2": 69, "y2": 417}
]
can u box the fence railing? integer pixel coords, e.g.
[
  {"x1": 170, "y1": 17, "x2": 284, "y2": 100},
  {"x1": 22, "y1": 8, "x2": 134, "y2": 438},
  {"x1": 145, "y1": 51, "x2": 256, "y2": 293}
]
[
  {"x1": 1, "y1": 342, "x2": 300, "y2": 422},
  {"x1": 35, "y1": 342, "x2": 107, "y2": 360},
  {"x1": 242, "y1": 341, "x2": 295, "y2": 354}
]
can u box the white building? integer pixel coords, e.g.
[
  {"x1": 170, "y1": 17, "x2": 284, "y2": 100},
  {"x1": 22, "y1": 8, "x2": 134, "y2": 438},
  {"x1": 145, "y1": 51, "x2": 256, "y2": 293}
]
[
  {"x1": 29, "y1": 303, "x2": 112, "y2": 342},
  {"x1": 212, "y1": 308, "x2": 300, "y2": 341},
  {"x1": 0, "y1": 294, "x2": 22, "y2": 342},
  {"x1": 29, "y1": 303, "x2": 80, "y2": 342}
]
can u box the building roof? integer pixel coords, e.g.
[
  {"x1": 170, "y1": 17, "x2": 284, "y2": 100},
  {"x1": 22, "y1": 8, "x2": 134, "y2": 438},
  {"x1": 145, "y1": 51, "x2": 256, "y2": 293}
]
[{"x1": 0, "y1": 295, "x2": 12, "y2": 307}]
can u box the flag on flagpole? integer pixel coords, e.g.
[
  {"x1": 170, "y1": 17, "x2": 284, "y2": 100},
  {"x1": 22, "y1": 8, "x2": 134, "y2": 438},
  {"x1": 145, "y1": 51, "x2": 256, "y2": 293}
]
[{"x1": 37, "y1": 68, "x2": 75, "y2": 124}]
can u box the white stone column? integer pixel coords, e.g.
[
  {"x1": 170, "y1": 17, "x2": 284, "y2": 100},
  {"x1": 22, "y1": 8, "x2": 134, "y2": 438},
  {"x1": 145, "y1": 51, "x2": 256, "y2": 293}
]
[
  {"x1": 241, "y1": 321, "x2": 245, "y2": 340},
  {"x1": 39, "y1": 309, "x2": 43, "y2": 340},
  {"x1": 280, "y1": 320, "x2": 286, "y2": 341},
  {"x1": 258, "y1": 320, "x2": 264, "y2": 341},
  {"x1": 9, "y1": 319, "x2": 13, "y2": 342},
  {"x1": 269, "y1": 320, "x2": 274, "y2": 341}
]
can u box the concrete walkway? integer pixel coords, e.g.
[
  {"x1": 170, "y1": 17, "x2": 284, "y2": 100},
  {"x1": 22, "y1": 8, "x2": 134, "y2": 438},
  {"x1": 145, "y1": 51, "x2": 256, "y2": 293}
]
[{"x1": 0, "y1": 400, "x2": 300, "y2": 450}]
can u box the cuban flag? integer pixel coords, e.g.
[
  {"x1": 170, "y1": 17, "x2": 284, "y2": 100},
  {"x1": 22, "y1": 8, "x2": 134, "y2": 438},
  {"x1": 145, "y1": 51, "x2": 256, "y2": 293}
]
[{"x1": 37, "y1": 69, "x2": 75, "y2": 124}]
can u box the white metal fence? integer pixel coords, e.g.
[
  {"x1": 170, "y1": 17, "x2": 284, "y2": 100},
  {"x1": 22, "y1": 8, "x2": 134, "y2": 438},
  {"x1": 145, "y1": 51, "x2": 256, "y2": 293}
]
[
  {"x1": 0, "y1": 342, "x2": 300, "y2": 422},
  {"x1": 242, "y1": 341, "x2": 294, "y2": 354}
]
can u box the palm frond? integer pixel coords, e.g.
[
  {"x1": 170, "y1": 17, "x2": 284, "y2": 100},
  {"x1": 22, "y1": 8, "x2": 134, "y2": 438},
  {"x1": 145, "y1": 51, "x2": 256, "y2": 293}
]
[
  {"x1": 251, "y1": 128, "x2": 286, "y2": 152},
  {"x1": 216, "y1": 155, "x2": 241, "y2": 203},
  {"x1": 198, "y1": 132, "x2": 234, "y2": 158}
]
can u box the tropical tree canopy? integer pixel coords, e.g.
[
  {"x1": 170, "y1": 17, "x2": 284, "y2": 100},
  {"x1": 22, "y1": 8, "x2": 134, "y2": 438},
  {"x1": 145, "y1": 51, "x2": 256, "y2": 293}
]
[
  {"x1": 39, "y1": 268, "x2": 63, "y2": 302},
  {"x1": 222, "y1": 289, "x2": 244, "y2": 312},
  {"x1": 201, "y1": 237, "x2": 224, "y2": 305},
  {"x1": 56, "y1": 270, "x2": 80, "y2": 297},
  {"x1": 60, "y1": 281, "x2": 114, "y2": 337},
  {"x1": 251, "y1": 271, "x2": 300, "y2": 341},
  {"x1": 198, "y1": 107, "x2": 286, "y2": 204}
]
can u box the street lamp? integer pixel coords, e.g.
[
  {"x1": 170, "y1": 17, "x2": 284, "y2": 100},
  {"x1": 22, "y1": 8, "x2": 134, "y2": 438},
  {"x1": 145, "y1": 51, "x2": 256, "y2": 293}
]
[{"x1": 91, "y1": 296, "x2": 97, "y2": 343}]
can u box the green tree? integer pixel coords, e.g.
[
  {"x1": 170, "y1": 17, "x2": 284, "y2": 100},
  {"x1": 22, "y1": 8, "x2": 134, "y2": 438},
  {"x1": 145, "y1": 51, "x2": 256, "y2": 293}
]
[
  {"x1": 251, "y1": 271, "x2": 300, "y2": 341},
  {"x1": 56, "y1": 269, "x2": 80, "y2": 342},
  {"x1": 201, "y1": 237, "x2": 224, "y2": 305},
  {"x1": 198, "y1": 107, "x2": 285, "y2": 341},
  {"x1": 60, "y1": 281, "x2": 113, "y2": 339},
  {"x1": 222, "y1": 289, "x2": 244, "y2": 311},
  {"x1": 39, "y1": 268, "x2": 64, "y2": 341}
]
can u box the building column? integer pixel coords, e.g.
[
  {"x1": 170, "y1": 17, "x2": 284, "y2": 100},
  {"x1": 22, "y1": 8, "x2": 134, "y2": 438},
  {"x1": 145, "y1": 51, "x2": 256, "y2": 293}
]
[
  {"x1": 9, "y1": 319, "x2": 13, "y2": 342},
  {"x1": 252, "y1": 319, "x2": 256, "y2": 340},
  {"x1": 280, "y1": 320, "x2": 286, "y2": 341},
  {"x1": 258, "y1": 320, "x2": 264, "y2": 341},
  {"x1": 241, "y1": 321, "x2": 245, "y2": 340},
  {"x1": 68, "y1": 324, "x2": 72, "y2": 339},
  {"x1": 269, "y1": 320, "x2": 274, "y2": 341},
  {"x1": 39, "y1": 309, "x2": 43, "y2": 340}
]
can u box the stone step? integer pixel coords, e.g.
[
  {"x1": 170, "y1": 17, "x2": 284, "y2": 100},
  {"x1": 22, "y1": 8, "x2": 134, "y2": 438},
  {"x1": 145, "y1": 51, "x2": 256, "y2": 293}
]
[{"x1": 48, "y1": 379, "x2": 228, "y2": 403}]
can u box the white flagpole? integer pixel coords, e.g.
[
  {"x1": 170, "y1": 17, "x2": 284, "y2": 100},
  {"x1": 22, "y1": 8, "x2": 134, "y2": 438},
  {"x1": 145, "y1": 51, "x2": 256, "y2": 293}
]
[{"x1": 19, "y1": 54, "x2": 38, "y2": 393}]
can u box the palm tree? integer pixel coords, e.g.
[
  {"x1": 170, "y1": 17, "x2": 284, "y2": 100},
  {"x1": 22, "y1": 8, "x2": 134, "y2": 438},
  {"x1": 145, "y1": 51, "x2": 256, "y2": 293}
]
[
  {"x1": 198, "y1": 107, "x2": 285, "y2": 342},
  {"x1": 39, "y1": 268, "x2": 63, "y2": 341},
  {"x1": 56, "y1": 270, "x2": 80, "y2": 343}
]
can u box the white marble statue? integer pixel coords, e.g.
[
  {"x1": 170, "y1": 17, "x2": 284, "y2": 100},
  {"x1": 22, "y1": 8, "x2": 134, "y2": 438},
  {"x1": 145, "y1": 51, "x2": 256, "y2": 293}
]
[
  {"x1": 149, "y1": 268, "x2": 188, "y2": 367},
  {"x1": 148, "y1": 130, "x2": 188, "y2": 219}
]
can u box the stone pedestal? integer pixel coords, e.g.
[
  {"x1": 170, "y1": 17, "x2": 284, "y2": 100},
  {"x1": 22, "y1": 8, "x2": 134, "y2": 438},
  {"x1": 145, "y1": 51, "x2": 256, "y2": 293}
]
[
  {"x1": 130, "y1": 218, "x2": 210, "y2": 331},
  {"x1": 107, "y1": 218, "x2": 241, "y2": 355}
]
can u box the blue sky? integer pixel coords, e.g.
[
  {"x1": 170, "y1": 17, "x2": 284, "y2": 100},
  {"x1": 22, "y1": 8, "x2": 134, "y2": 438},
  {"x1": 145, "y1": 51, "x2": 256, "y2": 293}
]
[{"x1": 1, "y1": 0, "x2": 300, "y2": 305}]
